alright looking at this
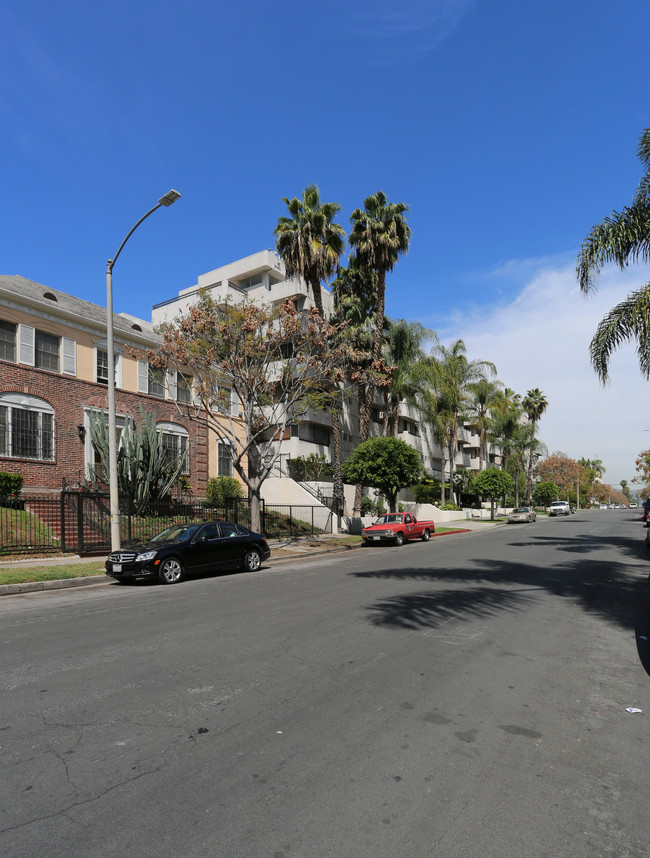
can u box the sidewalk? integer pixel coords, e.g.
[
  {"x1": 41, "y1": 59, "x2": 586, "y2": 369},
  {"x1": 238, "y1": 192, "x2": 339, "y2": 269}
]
[{"x1": 0, "y1": 524, "x2": 498, "y2": 596}]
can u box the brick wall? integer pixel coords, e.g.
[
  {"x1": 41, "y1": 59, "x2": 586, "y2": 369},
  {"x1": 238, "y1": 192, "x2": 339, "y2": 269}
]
[{"x1": 0, "y1": 362, "x2": 208, "y2": 496}]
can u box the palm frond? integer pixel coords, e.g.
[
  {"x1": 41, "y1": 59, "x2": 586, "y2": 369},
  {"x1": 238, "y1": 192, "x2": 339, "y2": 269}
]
[
  {"x1": 577, "y1": 200, "x2": 650, "y2": 293},
  {"x1": 589, "y1": 284, "x2": 650, "y2": 382}
]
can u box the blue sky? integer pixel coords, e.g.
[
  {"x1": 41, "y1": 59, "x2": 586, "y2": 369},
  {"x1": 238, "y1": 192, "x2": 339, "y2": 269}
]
[{"x1": 4, "y1": 0, "x2": 650, "y2": 488}]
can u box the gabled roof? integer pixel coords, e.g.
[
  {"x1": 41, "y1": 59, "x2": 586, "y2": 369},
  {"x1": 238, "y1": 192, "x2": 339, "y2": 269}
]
[{"x1": 0, "y1": 275, "x2": 158, "y2": 342}]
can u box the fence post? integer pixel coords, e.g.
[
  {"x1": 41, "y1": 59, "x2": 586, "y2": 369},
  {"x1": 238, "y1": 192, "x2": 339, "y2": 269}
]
[
  {"x1": 60, "y1": 492, "x2": 67, "y2": 552},
  {"x1": 76, "y1": 493, "x2": 84, "y2": 553}
]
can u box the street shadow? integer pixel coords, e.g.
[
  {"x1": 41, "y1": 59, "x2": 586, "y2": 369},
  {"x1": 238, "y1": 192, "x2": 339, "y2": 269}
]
[
  {"x1": 354, "y1": 552, "x2": 650, "y2": 676},
  {"x1": 365, "y1": 584, "x2": 535, "y2": 630},
  {"x1": 507, "y1": 530, "x2": 648, "y2": 559}
]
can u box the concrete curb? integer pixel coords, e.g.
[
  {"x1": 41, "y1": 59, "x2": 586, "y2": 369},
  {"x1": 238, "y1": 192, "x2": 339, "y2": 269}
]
[{"x1": 0, "y1": 528, "x2": 477, "y2": 597}]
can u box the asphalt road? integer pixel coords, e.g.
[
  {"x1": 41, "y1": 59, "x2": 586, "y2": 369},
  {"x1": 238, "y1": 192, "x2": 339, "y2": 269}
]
[{"x1": 2, "y1": 511, "x2": 649, "y2": 858}]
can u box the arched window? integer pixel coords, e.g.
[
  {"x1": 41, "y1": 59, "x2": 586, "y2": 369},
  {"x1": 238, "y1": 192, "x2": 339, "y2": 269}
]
[
  {"x1": 0, "y1": 393, "x2": 54, "y2": 461},
  {"x1": 157, "y1": 422, "x2": 190, "y2": 475}
]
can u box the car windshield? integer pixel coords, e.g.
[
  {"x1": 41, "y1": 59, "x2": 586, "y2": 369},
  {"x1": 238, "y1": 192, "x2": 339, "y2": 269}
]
[
  {"x1": 150, "y1": 524, "x2": 200, "y2": 544},
  {"x1": 512, "y1": 508, "x2": 529, "y2": 513},
  {"x1": 375, "y1": 514, "x2": 402, "y2": 524}
]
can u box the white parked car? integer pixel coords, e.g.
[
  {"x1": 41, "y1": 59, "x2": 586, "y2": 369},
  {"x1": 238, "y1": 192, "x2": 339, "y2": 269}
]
[{"x1": 549, "y1": 500, "x2": 570, "y2": 516}]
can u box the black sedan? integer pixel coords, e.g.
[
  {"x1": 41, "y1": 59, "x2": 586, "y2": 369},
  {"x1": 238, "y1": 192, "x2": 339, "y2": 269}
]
[{"x1": 105, "y1": 521, "x2": 271, "y2": 585}]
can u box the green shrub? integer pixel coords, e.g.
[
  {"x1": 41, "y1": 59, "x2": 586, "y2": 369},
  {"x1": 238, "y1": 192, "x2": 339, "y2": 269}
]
[
  {"x1": 288, "y1": 454, "x2": 333, "y2": 482},
  {"x1": 0, "y1": 471, "x2": 23, "y2": 501},
  {"x1": 414, "y1": 478, "x2": 441, "y2": 505},
  {"x1": 360, "y1": 495, "x2": 386, "y2": 516},
  {"x1": 205, "y1": 476, "x2": 244, "y2": 507},
  {"x1": 440, "y1": 502, "x2": 461, "y2": 511}
]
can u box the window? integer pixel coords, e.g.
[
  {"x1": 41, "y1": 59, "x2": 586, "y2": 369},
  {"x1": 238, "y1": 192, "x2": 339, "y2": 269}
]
[
  {"x1": 290, "y1": 422, "x2": 330, "y2": 446},
  {"x1": 137, "y1": 360, "x2": 167, "y2": 397},
  {"x1": 157, "y1": 422, "x2": 189, "y2": 474},
  {"x1": 400, "y1": 419, "x2": 419, "y2": 436},
  {"x1": 217, "y1": 441, "x2": 233, "y2": 477},
  {"x1": 219, "y1": 523, "x2": 238, "y2": 538},
  {"x1": 35, "y1": 330, "x2": 60, "y2": 372},
  {"x1": 0, "y1": 321, "x2": 16, "y2": 362},
  {"x1": 0, "y1": 394, "x2": 54, "y2": 461},
  {"x1": 96, "y1": 350, "x2": 115, "y2": 385},
  {"x1": 176, "y1": 373, "x2": 192, "y2": 404},
  {"x1": 238, "y1": 273, "x2": 264, "y2": 290}
]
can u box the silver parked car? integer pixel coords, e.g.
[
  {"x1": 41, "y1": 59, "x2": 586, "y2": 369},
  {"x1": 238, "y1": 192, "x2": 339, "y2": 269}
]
[{"x1": 507, "y1": 506, "x2": 537, "y2": 523}]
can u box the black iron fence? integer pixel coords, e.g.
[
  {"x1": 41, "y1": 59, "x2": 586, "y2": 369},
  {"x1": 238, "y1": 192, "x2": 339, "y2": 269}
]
[{"x1": 0, "y1": 491, "x2": 333, "y2": 557}]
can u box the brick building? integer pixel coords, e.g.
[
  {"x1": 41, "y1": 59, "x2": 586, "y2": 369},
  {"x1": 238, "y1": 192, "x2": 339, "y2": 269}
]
[{"x1": 0, "y1": 275, "x2": 240, "y2": 496}]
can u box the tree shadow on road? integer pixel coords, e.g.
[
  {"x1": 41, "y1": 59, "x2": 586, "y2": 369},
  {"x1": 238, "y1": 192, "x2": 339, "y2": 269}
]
[{"x1": 353, "y1": 552, "x2": 650, "y2": 675}]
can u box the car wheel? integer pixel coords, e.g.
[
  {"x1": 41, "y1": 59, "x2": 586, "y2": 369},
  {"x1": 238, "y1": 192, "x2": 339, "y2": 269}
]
[
  {"x1": 243, "y1": 548, "x2": 262, "y2": 572},
  {"x1": 158, "y1": 558, "x2": 183, "y2": 585},
  {"x1": 395, "y1": 532, "x2": 405, "y2": 546},
  {"x1": 421, "y1": 529, "x2": 430, "y2": 542}
]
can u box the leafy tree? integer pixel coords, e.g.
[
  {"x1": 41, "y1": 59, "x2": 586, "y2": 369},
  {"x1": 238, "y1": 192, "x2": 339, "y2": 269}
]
[
  {"x1": 88, "y1": 407, "x2": 186, "y2": 516},
  {"x1": 274, "y1": 184, "x2": 346, "y2": 319},
  {"x1": 152, "y1": 293, "x2": 346, "y2": 532},
  {"x1": 533, "y1": 481, "x2": 559, "y2": 507},
  {"x1": 413, "y1": 476, "x2": 442, "y2": 505},
  {"x1": 577, "y1": 126, "x2": 650, "y2": 381},
  {"x1": 470, "y1": 468, "x2": 514, "y2": 520},
  {"x1": 205, "y1": 476, "x2": 243, "y2": 507},
  {"x1": 342, "y1": 436, "x2": 423, "y2": 513},
  {"x1": 633, "y1": 448, "x2": 650, "y2": 484},
  {"x1": 536, "y1": 452, "x2": 582, "y2": 497},
  {"x1": 522, "y1": 388, "x2": 548, "y2": 504}
]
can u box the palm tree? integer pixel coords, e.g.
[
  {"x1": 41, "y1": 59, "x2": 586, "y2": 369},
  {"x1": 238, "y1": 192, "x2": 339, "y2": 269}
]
[
  {"x1": 274, "y1": 184, "x2": 346, "y2": 319},
  {"x1": 331, "y1": 260, "x2": 384, "y2": 516},
  {"x1": 381, "y1": 319, "x2": 434, "y2": 436},
  {"x1": 489, "y1": 388, "x2": 522, "y2": 470},
  {"x1": 466, "y1": 378, "x2": 503, "y2": 471},
  {"x1": 522, "y1": 388, "x2": 548, "y2": 504},
  {"x1": 423, "y1": 340, "x2": 496, "y2": 504},
  {"x1": 349, "y1": 191, "x2": 411, "y2": 369},
  {"x1": 577, "y1": 126, "x2": 650, "y2": 381}
]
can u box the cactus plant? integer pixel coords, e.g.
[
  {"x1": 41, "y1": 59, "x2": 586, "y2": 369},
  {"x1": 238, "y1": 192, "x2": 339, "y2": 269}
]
[{"x1": 88, "y1": 407, "x2": 187, "y2": 515}]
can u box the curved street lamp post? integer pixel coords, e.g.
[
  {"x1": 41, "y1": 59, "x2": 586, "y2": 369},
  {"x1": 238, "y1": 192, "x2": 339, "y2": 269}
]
[{"x1": 106, "y1": 190, "x2": 181, "y2": 551}]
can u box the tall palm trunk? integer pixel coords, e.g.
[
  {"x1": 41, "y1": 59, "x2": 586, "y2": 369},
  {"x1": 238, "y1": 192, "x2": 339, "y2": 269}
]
[
  {"x1": 331, "y1": 386, "x2": 345, "y2": 519},
  {"x1": 353, "y1": 384, "x2": 370, "y2": 516}
]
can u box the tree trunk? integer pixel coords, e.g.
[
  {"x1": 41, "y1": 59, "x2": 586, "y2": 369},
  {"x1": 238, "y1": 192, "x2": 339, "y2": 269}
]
[
  {"x1": 331, "y1": 387, "x2": 345, "y2": 519},
  {"x1": 353, "y1": 383, "x2": 371, "y2": 516},
  {"x1": 249, "y1": 488, "x2": 263, "y2": 534}
]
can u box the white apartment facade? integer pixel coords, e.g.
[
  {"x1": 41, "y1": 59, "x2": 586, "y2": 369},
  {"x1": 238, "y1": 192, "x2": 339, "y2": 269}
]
[{"x1": 152, "y1": 251, "x2": 501, "y2": 493}]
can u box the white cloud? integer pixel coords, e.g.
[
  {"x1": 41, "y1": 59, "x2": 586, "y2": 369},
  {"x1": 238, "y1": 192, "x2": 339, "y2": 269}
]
[
  {"x1": 343, "y1": 0, "x2": 473, "y2": 60},
  {"x1": 438, "y1": 261, "x2": 650, "y2": 490}
]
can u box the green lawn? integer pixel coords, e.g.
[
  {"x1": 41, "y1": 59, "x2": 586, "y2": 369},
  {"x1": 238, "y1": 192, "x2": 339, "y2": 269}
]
[
  {"x1": 0, "y1": 507, "x2": 60, "y2": 556},
  {"x1": 0, "y1": 561, "x2": 106, "y2": 586}
]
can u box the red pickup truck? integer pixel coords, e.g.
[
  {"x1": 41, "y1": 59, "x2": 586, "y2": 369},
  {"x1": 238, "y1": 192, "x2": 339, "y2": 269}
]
[{"x1": 362, "y1": 513, "x2": 435, "y2": 546}]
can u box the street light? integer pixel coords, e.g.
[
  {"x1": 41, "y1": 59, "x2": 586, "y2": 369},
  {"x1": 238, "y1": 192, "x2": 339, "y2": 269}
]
[{"x1": 106, "y1": 190, "x2": 181, "y2": 551}]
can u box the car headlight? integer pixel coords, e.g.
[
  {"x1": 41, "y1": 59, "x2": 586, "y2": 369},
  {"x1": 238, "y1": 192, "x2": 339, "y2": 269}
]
[{"x1": 135, "y1": 550, "x2": 158, "y2": 562}]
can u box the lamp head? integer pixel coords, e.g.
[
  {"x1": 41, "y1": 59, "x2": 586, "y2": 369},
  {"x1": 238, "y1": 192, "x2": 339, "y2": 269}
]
[{"x1": 159, "y1": 189, "x2": 181, "y2": 207}]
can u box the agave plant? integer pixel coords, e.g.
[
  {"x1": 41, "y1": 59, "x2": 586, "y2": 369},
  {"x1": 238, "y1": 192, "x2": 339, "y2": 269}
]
[{"x1": 88, "y1": 407, "x2": 187, "y2": 515}]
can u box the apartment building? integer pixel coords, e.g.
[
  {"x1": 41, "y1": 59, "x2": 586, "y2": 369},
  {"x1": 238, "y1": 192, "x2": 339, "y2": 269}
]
[
  {"x1": 152, "y1": 251, "x2": 497, "y2": 484},
  {"x1": 0, "y1": 275, "x2": 221, "y2": 495}
]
